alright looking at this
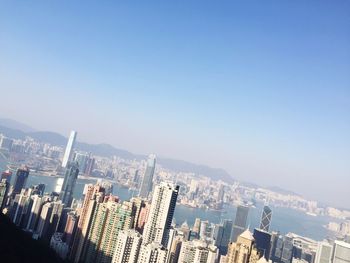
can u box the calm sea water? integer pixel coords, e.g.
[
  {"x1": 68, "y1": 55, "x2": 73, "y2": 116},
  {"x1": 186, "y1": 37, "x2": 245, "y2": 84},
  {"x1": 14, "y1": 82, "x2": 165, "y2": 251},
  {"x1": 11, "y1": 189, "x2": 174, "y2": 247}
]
[{"x1": 0, "y1": 156, "x2": 334, "y2": 241}]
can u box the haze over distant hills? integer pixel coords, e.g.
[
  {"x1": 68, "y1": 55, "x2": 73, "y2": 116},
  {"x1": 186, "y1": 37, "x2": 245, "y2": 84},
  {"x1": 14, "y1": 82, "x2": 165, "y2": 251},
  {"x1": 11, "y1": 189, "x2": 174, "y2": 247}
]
[
  {"x1": 0, "y1": 118, "x2": 36, "y2": 133},
  {"x1": 0, "y1": 118, "x2": 234, "y2": 183},
  {"x1": 0, "y1": 118, "x2": 308, "y2": 199}
]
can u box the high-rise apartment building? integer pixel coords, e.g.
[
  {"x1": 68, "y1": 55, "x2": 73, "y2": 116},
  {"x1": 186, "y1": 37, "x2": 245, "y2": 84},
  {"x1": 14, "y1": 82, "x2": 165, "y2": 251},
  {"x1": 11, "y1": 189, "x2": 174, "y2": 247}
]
[
  {"x1": 56, "y1": 207, "x2": 73, "y2": 233},
  {"x1": 260, "y1": 205, "x2": 272, "y2": 232},
  {"x1": 84, "y1": 201, "x2": 111, "y2": 263},
  {"x1": 97, "y1": 201, "x2": 135, "y2": 262},
  {"x1": 36, "y1": 202, "x2": 53, "y2": 239},
  {"x1": 167, "y1": 235, "x2": 182, "y2": 263},
  {"x1": 11, "y1": 188, "x2": 30, "y2": 226},
  {"x1": 112, "y1": 229, "x2": 142, "y2": 263},
  {"x1": 137, "y1": 242, "x2": 167, "y2": 263},
  {"x1": 0, "y1": 178, "x2": 9, "y2": 211},
  {"x1": 70, "y1": 184, "x2": 105, "y2": 262},
  {"x1": 84, "y1": 198, "x2": 133, "y2": 263},
  {"x1": 25, "y1": 194, "x2": 44, "y2": 231},
  {"x1": 130, "y1": 196, "x2": 146, "y2": 230},
  {"x1": 59, "y1": 161, "x2": 79, "y2": 207},
  {"x1": 139, "y1": 154, "x2": 156, "y2": 199},
  {"x1": 178, "y1": 239, "x2": 218, "y2": 263},
  {"x1": 62, "y1": 130, "x2": 77, "y2": 168},
  {"x1": 143, "y1": 182, "x2": 179, "y2": 246},
  {"x1": 46, "y1": 201, "x2": 64, "y2": 241},
  {"x1": 136, "y1": 202, "x2": 150, "y2": 233},
  {"x1": 231, "y1": 205, "x2": 249, "y2": 242},
  {"x1": 63, "y1": 211, "x2": 79, "y2": 249}
]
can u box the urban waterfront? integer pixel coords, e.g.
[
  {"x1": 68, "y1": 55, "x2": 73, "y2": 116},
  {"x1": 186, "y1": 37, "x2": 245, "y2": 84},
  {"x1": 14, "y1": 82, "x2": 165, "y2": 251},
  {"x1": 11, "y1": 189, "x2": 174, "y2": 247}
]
[
  {"x1": 26, "y1": 173, "x2": 333, "y2": 241},
  {"x1": 0, "y1": 155, "x2": 336, "y2": 241}
]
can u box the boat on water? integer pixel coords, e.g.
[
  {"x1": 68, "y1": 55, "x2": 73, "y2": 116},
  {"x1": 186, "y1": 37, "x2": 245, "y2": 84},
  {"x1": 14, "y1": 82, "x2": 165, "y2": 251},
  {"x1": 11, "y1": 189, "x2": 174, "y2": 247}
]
[{"x1": 306, "y1": 212, "x2": 317, "y2": 217}]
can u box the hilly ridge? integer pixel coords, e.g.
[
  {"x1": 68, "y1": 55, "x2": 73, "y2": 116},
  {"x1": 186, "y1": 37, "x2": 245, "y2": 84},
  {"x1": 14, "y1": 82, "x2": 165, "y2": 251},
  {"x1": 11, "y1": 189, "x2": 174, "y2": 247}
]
[{"x1": 0, "y1": 122, "x2": 234, "y2": 183}]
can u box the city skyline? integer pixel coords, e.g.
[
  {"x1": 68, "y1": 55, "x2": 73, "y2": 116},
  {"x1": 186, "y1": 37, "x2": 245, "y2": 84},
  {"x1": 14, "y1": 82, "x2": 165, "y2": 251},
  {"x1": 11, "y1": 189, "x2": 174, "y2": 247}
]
[
  {"x1": 0, "y1": 136, "x2": 349, "y2": 262},
  {"x1": 1, "y1": 1, "x2": 350, "y2": 263},
  {"x1": 1, "y1": 1, "x2": 349, "y2": 208},
  {"x1": 0, "y1": 119, "x2": 348, "y2": 211}
]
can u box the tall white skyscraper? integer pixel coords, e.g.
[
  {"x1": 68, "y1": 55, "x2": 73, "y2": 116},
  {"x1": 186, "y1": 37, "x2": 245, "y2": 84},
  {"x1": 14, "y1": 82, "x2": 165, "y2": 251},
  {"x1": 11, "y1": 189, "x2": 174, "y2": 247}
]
[
  {"x1": 62, "y1": 130, "x2": 77, "y2": 168},
  {"x1": 143, "y1": 182, "x2": 179, "y2": 246}
]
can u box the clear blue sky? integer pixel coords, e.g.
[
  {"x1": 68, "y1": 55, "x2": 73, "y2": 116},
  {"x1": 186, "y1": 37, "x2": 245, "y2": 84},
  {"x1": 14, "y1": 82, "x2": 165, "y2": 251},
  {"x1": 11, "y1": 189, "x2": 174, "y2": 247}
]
[{"x1": 0, "y1": 1, "x2": 349, "y2": 208}]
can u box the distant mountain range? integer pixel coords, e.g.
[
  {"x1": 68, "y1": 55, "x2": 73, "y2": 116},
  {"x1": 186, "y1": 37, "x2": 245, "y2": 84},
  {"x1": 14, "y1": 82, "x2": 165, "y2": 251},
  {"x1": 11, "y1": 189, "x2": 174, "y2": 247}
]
[
  {"x1": 0, "y1": 118, "x2": 36, "y2": 133},
  {"x1": 0, "y1": 118, "x2": 305, "y2": 198},
  {"x1": 0, "y1": 119, "x2": 234, "y2": 183}
]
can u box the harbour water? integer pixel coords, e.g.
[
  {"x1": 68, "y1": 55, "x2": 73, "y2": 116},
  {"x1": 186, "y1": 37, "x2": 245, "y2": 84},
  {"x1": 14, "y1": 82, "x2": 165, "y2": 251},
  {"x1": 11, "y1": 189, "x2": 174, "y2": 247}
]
[
  {"x1": 26, "y1": 173, "x2": 334, "y2": 241},
  {"x1": 0, "y1": 156, "x2": 334, "y2": 241}
]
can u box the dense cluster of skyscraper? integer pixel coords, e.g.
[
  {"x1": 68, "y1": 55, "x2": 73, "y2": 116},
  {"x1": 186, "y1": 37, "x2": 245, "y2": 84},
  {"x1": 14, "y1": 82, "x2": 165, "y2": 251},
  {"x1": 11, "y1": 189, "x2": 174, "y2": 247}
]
[{"x1": 0, "y1": 131, "x2": 349, "y2": 263}]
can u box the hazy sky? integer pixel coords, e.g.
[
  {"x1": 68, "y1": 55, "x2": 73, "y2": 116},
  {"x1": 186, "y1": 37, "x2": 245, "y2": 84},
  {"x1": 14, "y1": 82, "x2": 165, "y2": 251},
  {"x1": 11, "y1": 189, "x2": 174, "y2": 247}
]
[{"x1": 0, "y1": 1, "x2": 349, "y2": 208}]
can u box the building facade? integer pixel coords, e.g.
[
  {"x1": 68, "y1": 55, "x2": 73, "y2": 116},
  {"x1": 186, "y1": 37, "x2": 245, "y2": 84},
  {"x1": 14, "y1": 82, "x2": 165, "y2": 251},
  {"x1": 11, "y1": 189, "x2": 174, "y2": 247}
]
[{"x1": 143, "y1": 182, "x2": 179, "y2": 246}]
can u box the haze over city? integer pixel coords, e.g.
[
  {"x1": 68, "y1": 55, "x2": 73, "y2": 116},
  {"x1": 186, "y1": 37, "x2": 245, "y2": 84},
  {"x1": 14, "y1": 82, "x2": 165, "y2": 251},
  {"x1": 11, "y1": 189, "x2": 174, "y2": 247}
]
[{"x1": 1, "y1": 0, "x2": 349, "y2": 209}]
